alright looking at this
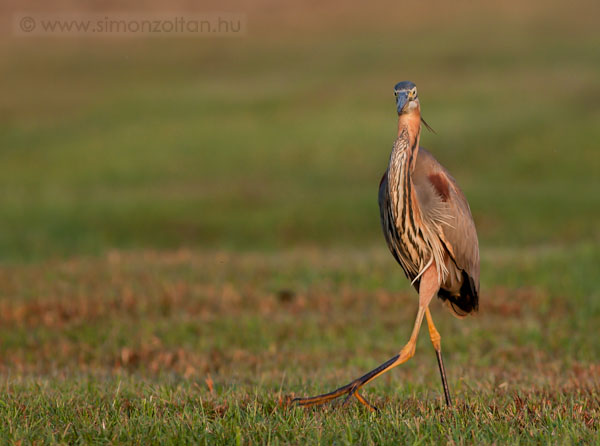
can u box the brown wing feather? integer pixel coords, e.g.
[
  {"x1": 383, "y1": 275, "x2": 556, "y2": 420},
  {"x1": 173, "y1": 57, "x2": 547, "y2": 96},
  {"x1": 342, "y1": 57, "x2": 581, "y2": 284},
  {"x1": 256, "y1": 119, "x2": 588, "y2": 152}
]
[{"x1": 413, "y1": 147, "x2": 480, "y2": 316}]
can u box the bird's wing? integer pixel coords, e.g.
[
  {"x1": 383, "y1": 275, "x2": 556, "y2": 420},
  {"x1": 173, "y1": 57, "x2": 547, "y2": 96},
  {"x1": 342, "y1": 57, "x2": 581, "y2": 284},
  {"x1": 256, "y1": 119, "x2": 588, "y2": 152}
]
[
  {"x1": 413, "y1": 148, "x2": 480, "y2": 299},
  {"x1": 378, "y1": 170, "x2": 404, "y2": 270}
]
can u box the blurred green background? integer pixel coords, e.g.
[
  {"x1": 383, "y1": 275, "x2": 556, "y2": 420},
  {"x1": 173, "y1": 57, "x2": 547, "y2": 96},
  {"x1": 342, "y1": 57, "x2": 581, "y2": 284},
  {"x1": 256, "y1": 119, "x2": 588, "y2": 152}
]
[{"x1": 1, "y1": 0, "x2": 598, "y2": 262}]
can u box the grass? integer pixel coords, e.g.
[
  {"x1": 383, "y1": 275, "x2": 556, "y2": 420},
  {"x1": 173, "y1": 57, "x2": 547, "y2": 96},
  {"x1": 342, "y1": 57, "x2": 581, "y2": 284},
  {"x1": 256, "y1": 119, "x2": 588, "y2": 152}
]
[
  {"x1": 1, "y1": 246, "x2": 599, "y2": 443},
  {"x1": 1, "y1": 0, "x2": 600, "y2": 443},
  {"x1": 2, "y1": 377, "x2": 598, "y2": 444}
]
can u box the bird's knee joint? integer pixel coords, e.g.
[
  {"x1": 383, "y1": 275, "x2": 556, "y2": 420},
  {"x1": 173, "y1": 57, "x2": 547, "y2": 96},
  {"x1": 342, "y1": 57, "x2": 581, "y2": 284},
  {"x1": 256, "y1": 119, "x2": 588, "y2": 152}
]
[
  {"x1": 400, "y1": 343, "x2": 416, "y2": 360},
  {"x1": 429, "y1": 332, "x2": 441, "y2": 351}
]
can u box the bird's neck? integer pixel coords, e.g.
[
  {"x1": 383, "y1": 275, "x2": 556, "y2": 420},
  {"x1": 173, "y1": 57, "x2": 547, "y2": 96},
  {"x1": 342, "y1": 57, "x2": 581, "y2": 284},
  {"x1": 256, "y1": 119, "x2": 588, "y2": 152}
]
[
  {"x1": 390, "y1": 113, "x2": 421, "y2": 178},
  {"x1": 387, "y1": 113, "x2": 421, "y2": 228},
  {"x1": 385, "y1": 114, "x2": 423, "y2": 268}
]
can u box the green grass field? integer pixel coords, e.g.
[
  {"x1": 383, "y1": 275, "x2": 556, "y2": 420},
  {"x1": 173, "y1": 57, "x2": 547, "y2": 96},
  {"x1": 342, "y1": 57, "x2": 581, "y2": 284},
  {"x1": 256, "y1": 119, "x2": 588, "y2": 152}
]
[{"x1": 1, "y1": 0, "x2": 600, "y2": 443}]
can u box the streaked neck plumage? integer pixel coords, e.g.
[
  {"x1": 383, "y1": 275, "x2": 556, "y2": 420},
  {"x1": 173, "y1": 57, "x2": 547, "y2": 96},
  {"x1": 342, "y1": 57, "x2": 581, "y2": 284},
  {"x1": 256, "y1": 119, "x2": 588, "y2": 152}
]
[
  {"x1": 385, "y1": 101, "x2": 449, "y2": 285},
  {"x1": 389, "y1": 106, "x2": 422, "y2": 188},
  {"x1": 384, "y1": 103, "x2": 427, "y2": 280}
]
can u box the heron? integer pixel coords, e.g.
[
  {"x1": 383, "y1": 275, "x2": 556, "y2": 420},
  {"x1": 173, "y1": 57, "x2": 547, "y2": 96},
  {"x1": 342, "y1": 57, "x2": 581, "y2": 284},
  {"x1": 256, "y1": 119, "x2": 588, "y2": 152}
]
[{"x1": 293, "y1": 81, "x2": 480, "y2": 411}]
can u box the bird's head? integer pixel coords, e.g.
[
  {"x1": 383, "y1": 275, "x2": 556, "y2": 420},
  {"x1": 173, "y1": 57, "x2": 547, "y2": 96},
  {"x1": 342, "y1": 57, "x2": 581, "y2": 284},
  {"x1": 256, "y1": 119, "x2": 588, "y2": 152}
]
[
  {"x1": 394, "y1": 81, "x2": 435, "y2": 133},
  {"x1": 394, "y1": 81, "x2": 419, "y2": 116}
]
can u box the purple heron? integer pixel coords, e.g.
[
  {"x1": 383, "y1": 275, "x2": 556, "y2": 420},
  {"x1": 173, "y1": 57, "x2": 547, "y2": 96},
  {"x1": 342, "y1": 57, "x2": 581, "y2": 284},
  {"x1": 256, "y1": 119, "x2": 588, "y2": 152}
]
[{"x1": 294, "y1": 81, "x2": 480, "y2": 411}]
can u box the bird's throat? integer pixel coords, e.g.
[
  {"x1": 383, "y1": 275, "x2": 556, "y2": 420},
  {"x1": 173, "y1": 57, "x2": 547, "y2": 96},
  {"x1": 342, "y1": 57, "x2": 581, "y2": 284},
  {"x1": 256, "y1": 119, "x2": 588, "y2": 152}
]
[
  {"x1": 394, "y1": 116, "x2": 421, "y2": 174},
  {"x1": 397, "y1": 112, "x2": 421, "y2": 148}
]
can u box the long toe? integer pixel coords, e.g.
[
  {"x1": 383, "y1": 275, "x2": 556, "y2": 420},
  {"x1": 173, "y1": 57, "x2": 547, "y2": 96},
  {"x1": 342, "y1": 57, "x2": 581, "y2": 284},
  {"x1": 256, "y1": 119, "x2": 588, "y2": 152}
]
[
  {"x1": 353, "y1": 391, "x2": 379, "y2": 412},
  {"x1": 293, "y1": 382, "x2": 357, "y2": 408}
]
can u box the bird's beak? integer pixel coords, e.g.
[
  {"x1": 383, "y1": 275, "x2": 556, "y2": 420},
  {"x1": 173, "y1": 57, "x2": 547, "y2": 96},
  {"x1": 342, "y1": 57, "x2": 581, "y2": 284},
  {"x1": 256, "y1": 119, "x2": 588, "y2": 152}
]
[{"x1": 396, "y1": 91, "x2": 409, "y2": 115}]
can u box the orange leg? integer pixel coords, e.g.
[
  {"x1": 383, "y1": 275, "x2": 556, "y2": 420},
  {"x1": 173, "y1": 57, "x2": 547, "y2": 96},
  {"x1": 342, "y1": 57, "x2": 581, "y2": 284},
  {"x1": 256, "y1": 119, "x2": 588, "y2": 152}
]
[
  {"x1": 293, "y1": 262, "x2": 440, "y2": 411},
  {"x1": 293, "y1": 310, "x2": 423, "y2": 411}
]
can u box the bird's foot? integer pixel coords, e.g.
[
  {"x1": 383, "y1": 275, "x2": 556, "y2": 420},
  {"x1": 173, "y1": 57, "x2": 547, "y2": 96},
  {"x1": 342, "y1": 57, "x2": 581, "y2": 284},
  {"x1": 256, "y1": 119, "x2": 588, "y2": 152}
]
[
  {"x1": 293, "y1": 347, "x2": 416, "y2": 412},
  {"x1": 292, "y1": 380, "x2": 379, "y2": 412}
]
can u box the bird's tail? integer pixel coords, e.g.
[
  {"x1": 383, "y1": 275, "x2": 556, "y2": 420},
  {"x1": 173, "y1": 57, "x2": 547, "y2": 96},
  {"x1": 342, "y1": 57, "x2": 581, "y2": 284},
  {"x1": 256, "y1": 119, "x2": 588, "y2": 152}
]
[{"x1": 437, "y1": 271, "x2": 479, "y2": 318}]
